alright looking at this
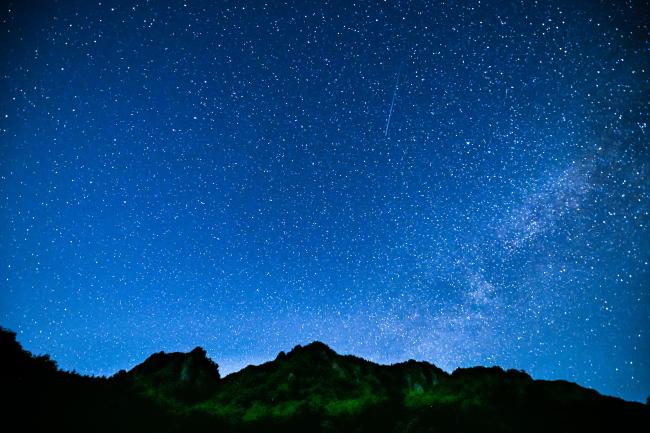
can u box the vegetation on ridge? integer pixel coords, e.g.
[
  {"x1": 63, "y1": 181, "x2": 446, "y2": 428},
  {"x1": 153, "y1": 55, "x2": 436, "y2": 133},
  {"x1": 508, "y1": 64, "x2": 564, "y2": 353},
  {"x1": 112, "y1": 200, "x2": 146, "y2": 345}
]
[{"x1": 1, "y1": 327, "x2": 647, "y2": 432}]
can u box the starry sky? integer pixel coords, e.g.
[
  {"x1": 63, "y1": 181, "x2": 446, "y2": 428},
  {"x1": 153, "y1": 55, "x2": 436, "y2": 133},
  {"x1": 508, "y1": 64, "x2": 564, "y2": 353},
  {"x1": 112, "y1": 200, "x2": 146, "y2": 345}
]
[{"x1": 1, "y1": 0, "x2": 649, "y2": 402}]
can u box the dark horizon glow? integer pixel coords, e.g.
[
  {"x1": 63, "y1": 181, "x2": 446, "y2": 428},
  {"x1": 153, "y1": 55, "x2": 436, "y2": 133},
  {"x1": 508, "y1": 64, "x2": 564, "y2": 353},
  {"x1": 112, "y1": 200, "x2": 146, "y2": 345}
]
[{"x1": 1, "y1": 0, "x2": 648, "y2": 402}]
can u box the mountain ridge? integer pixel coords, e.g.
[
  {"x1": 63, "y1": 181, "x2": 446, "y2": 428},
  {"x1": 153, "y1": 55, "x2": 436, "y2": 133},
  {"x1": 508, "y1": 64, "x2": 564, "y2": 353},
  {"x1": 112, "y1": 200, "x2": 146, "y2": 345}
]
[{"x1": 1, "y1": 327, "x2": 647, "y2": 433}]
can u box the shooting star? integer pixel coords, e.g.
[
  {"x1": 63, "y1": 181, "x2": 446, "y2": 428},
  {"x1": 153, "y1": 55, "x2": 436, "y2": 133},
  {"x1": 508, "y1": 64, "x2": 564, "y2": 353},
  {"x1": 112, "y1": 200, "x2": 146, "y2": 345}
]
[{"x1": 384, "y1": 63, "x2": 403, "y2": 136}]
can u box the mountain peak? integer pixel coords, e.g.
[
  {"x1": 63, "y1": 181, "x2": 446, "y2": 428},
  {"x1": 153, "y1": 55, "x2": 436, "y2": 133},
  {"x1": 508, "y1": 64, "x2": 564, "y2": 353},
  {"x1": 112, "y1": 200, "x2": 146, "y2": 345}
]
[
  {"x1": 282, "y1": 341, "x2": 337, "y2": 363},
  {"x1": 128, "y1": 347, "x2": 220, "y2": 401},
  {"x1": 132, "y1": 347, "x2": 215, "y2": 375},
  {"x1": 189, "y1": 346, "x2": 208, "y2": 357},
  {"x1": 290, "y1": 341, "x2": 334, "y2": 354}
]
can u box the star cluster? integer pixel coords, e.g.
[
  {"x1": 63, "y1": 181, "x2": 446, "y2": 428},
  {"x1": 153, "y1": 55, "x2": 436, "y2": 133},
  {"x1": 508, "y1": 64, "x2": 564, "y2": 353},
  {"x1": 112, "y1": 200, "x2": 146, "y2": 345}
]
[{"x1": 1, "y1": 0, "x2": 648, "y2": 402}]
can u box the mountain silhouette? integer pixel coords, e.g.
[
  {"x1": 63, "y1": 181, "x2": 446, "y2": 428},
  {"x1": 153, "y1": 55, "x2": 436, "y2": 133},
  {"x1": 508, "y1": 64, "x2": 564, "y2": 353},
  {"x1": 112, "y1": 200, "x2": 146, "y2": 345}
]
[
  {"x1": 128, "y1": 346, "x2": 220, "y2": 402},
  {"x1": 1, "y1": 327, "x2": 647, "y2": 432}
]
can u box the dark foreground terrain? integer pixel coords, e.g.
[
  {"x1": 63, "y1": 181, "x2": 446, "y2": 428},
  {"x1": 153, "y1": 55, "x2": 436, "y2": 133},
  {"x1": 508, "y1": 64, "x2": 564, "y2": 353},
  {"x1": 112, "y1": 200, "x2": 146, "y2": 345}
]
[{"x1": 1, "y1": 327, "x2": 647, "y2": 432}]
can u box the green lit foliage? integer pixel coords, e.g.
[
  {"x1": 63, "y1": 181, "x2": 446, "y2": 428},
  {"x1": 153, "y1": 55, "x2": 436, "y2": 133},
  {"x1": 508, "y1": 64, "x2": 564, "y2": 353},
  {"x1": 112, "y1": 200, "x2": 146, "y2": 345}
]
[{"x1": 1, "y1": 327, "x2": 648, "y2": 433}]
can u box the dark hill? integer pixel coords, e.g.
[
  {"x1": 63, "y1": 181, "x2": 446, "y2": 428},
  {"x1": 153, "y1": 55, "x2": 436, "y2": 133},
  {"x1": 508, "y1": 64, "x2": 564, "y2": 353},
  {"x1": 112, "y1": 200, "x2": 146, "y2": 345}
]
[
  {"x1": 128, "y1": 347, "x2": 220, "y2": 402},
  {"x1": 0, "y1": 327, "x2": 647, "y2": 433}
]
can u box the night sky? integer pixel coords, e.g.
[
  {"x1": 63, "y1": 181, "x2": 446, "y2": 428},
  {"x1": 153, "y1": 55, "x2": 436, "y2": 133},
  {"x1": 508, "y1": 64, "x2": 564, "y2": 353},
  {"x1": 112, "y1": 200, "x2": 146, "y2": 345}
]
[{"x1": 1, "y1": 0, "x2": 649, "y2": 402}]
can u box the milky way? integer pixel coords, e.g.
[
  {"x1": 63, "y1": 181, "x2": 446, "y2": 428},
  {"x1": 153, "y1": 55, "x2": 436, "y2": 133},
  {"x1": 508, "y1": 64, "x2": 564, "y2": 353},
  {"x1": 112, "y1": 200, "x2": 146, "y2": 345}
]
[{"x1": 1, "y1": 0, "x2": 648, "y2": 402}]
